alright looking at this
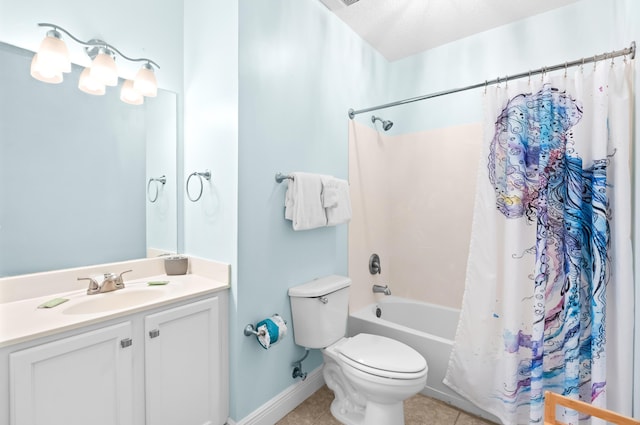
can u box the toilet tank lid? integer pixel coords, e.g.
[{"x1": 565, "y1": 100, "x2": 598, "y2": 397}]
[{"x1": 288, "y1": 275, "x2": 351, "y2": 298}]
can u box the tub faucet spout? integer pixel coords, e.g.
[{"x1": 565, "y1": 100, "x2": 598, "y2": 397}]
[{"x1": 372, "y1": 284, "x2": 391, "y2": 296}]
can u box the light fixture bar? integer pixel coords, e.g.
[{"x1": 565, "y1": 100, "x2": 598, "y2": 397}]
[
  {"x1": 33, "y1": 22, "x2": 160, "y2": 103},
  {"x1": 37, "y1": 23, "x2": 160, "y2": 69}
]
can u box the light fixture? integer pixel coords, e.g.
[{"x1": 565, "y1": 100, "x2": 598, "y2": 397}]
[
  {"x1": 31, "y1": 23, "x2": 160, "y2": 104},
  {"x1": 78, "y1": 67, "x2": 106, "y2": 95},
  {"x1": 30, "y1": 54, "x2": 63, "y2": 84},
  {"x1": 89, "y1": 46, "x2": 118, "y2": 86},
  {"x1": 133, "y1": 63, "x2": 158, "y2": 97},
  {"x1": 120, "y1": 79, "x2": 144, "y2": 105},
  {"x1": 32, "y1": 29, "x2": 71, "y2": 79}
]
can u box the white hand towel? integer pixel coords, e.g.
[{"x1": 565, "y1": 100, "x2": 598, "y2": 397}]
[
  {"x1": 321, "y1": 179, "x2": 339, "y2": 208},
  {"x1": 323, "y1": 177, "x2": 352, "y2": 226},
  {"x1": 284, "y1": 172, "x2": 327, "y2": 230}
]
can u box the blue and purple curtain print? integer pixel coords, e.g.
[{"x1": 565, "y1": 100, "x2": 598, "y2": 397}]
[
  {"x1": 489, "y1": 85, "x2": 608, "y2": 420},
  {"x1": 444, "y1": 63, "x2": 634, "y2": 425}
]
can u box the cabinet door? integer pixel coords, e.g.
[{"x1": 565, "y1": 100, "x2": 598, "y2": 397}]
[
  {"x1": 145, "y1": 297, "x2": 221, "y2": 425},
  {"x1": 10, "y1": 322, "x2": 134, "y2": 425}
]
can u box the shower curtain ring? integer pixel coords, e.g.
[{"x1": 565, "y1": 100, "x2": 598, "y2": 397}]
[
  {"x1": 484, "y1": 80, "x2": 488, "y2": 94},
  {"x1": 528, "y1": 70, "x2": 531, "y2": 85},
  {"x1": 593, "y1": 54, "x2": 597, "y2": 70},
  {"x1": 564, "y1": 62, "x2": 568, "y2": 78},
  {"x1": 611, "y1": 51, "x2": 615, "y2": 67}
]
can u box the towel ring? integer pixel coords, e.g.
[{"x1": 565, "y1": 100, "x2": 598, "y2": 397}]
[
  {"x1": 186, "y1": 170, "x2": 211, "y2": 202},
  {"x1": 147, "y1": 175, "x2": 166, "y2": 203}
]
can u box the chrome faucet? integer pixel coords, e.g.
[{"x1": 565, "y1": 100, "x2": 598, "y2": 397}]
[
  {"x1": 372, "y1": 284, "x2": 391, "y2": 296},
  {"x1": 78, "y1": 270, "x2": 132, "y2": 295}
]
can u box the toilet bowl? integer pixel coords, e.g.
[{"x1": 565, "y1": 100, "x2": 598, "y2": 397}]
[
  {"x1": 322, "y1": 334, "x2": 428, "y2": 425},
  {"x1": 288, "y1": 275, "x2": 428, "y2": 425}
]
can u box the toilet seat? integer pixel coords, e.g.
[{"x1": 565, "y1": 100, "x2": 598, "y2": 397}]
[{"x1": 336, "y1": 334, "x2": 427, "y2": 380}]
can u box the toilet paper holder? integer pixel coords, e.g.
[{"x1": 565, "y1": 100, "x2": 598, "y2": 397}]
[
  {"x1": 243, "y1": 316, "x2": 288, "y2": 337},
  {"x1": 243, "y1": 324, "x2": 266, "y2": 337},
  {"x1": 244, "y1": 315, "x2": 288, "y2": 350}
]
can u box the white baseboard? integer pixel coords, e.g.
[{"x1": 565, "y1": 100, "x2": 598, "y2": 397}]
[{"x1": 227, "y1": 366, "x2": 325, "y2": 425}]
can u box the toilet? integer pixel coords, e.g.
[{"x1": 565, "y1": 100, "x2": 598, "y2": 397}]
[{"x1": 288, "y1": 275, "x2": 428, "y2": 425}]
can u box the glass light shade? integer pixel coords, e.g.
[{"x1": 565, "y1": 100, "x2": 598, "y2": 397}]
[
  {"x1": 89, "y1": 51, "x2": 118, "y2": 86},
  {"x1": 120, "y1": 79, "x2": 144, "y2": 105},
  {"x1": 35, "y1": 32, "x2": 71, "y2": 74},
  {"x1": 78, "y1": 67, "x2": 106, "y2": 95},
  {"x1": 133, "y1": 64, "x2": 158, "y2": 97},
  {"x1": 30, "y1": 54, "x2": 63, "y2": 84}
]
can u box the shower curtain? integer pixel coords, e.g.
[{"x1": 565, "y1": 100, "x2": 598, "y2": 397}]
[{"x1": 444, "y1": 60, "x2": 634, "y2": 425}]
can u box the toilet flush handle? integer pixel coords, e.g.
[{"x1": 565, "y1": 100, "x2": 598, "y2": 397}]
[{"x1": 319, "y1": 296, "x2": 328, "y2": 304}]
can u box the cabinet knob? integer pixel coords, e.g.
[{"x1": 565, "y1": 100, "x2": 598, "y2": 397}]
[
  {"x1": 149, "y1": 329, "x2": 160, "y2": 339},
  {"x1": 120, "y1": 338, "x2": 133, "y2": 348}
]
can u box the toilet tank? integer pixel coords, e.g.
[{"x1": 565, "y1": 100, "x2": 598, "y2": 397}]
[{"x1": 288, "y1": 275, "x2": 351, "y2": 349}]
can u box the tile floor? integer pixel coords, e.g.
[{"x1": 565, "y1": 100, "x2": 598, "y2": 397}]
[{"x1": 276, "y1": 385, "x2": 496, "y2": 425}]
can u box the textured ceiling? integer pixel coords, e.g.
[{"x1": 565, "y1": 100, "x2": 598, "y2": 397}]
[{"x1": 319, "y1": 0, "x2": 580, "y2": 61}]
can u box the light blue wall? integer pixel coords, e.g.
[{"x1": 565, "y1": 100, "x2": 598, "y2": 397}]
[
  {"x1": 183, "y1": 0, "x2": 238, "y2": 270},
  {"x1": 232, "y1": 0, "x2": 388, "y2": 420}
]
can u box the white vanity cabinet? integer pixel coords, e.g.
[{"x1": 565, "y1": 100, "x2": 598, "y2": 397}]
[
  {"x1": 5, "y1": 291, "x2": 229, "y2": 425},
  {"x1": 145, "y1": 297, "x2": 225, "y2": 425},
  {"x1": 9, "y1": 322, "x2": 134, "y2": 425}
]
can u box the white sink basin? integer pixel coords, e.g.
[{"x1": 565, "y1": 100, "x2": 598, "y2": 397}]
[{"x1": 63, "y1": 288, "x2": 167, "y2": 315}]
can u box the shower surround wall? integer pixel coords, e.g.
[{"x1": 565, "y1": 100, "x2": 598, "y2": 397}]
[{"x1": 348, "y1": 120, "x2": 482, "y2": 312}]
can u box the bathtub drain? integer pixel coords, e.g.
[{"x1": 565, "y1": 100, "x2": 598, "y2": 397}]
[{"x1": 375, "y1": 307, "x2": 382, "y2": 318}]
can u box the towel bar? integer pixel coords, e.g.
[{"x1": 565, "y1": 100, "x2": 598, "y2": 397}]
[{"x1": 275, "y1": 172, "x2": 294, "y2": 183}]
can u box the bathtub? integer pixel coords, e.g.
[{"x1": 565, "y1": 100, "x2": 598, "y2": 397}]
[{"x1": 348, "y1": 297, "x2": 498, "y2": 422}]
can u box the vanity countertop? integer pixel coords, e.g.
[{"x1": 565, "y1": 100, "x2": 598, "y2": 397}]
[
  {"x1": 0, "y1": 257, "x2": 230, "y2": 348},
  {"x1": 0, "y1": 274, "x2": 228, "y2": 348}
]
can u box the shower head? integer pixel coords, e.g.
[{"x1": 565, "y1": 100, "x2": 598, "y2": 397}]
[{"x1": 371, "y1": 115, "x2": 393, "y2": 131}]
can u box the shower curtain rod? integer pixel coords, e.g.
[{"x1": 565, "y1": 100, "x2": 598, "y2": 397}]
[{"x1": 347, "y1": 41, "x2": 636, "y2": 119}]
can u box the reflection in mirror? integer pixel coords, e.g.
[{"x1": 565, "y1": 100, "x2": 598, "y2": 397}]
[
  {"x1": 0, "y1": 42, "x2": 177, "y2": 277},
  {"x1": 145, "y1": 89, "x2": 177, "y2": 258}
]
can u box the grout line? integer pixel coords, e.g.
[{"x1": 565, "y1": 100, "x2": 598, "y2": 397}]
[{"x1": 453, "y1": 411, "x2": 462, "y2": 424}]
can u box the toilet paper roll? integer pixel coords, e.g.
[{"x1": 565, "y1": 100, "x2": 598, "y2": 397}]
[{"x1": 255, "y1": 314, "x2": 287, "y2": 349}]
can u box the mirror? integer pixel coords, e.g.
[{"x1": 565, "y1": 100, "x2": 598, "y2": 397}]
[{"x1": 0, "y1": 42, "x2": 178, "y2": 277}]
